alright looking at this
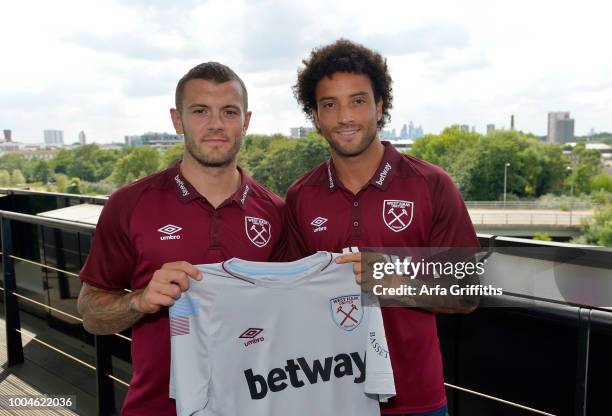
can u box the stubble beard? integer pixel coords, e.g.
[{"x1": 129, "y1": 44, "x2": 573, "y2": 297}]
[
  {"x1": 324, "y1": 123, "x2": 378, "y2": 158},
  {"x1": 185, "y1": 134, "x2": 242, "y2": 168}
]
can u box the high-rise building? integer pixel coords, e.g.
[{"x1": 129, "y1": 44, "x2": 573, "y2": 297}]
[
  {"x1": 486, "y1": 124, "x2": 496, "y2": 134},
  {"x1": 3, "y1": 129, "x2": 12, "y2": 142},
  {"x1": 400, "y1": 124, "x2": 408, "y2": 139},
  {"x1": 547, "y1": 112, "x2": 575, "y2": 143},
  {"x1": 78, "y1": 130, "x2": 86, "y2": 145},
  {"x1": 290, "y1": 127, "x2": 314, "y2": 139},
  {"x1": 510, "y1": 115, "x2": 515, "y2": 130},
  {"x1": 44, "y1": 130, "x2": 64, "y2": 146}
]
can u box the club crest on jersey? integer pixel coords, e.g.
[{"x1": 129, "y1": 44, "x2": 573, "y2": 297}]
[
  {"x1": 382, "y1": 200, "x2": 414, "y2": 232},
  {"x1": 329, "y1": 295, "x2": 362, "y2": 331},
  {"x1": 245, "y1": 216, "x2": 272, "y2": 248}
]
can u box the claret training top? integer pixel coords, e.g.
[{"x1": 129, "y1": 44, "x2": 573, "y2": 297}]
[
  {"x1": 169, "y1": 252, "x2": 396, "y2": 416},
  {"x1": 79, "y1": 162, "x2": 284, "y2": 416},
  {"x1": 284, "y1": 141, "x2": 479, "y2": 414}
]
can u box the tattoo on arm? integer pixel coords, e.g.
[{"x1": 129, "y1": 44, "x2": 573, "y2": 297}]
[{"x1": 77, "y1": 283, "x2": 144, "y2": 335}]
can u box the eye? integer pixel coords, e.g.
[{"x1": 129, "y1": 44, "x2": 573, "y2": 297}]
[
  {"x1": 224, "y1": 109, "x2": 238, "y2": 117},
  {"x1": 193, "y1": 108, "x2": 207, "y2": 115},
  {"x1": 322, "y1": 102, "x2": 334, "y2": 109},
  {"x1": 355, "y1": 97, "x2": 366, "y2": 105}
]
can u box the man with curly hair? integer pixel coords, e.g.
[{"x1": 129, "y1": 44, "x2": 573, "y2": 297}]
[{"x1": 285, "y1": 39, "x2": 479, "y2": 416}]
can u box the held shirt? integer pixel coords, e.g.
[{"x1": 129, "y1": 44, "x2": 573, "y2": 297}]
[
  {"x1": 169, "y1": 252, "x2": 395, "y2": 416},
  {"x1": 79, "y1": 162, "x2": 284, "y2": 415}
]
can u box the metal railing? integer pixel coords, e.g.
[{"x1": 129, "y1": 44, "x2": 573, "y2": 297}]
[
  {"x1": 1, "y1": 209, "x2": 610, "y2": 415},
  {"x1": 0, "y1": 210, "x2": 126, "y2": 416},
  {"x1": 469, "y1": 211, "x2": 591, "y2": 226},
  {"x1": 465, "y1": 201, "x2": 597, "y2": 210}
]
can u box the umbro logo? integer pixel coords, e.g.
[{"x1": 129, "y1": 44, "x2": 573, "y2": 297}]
[
  {"x1": 240, "y1": 328, "x2": 265, "y2": 347},
  {"x1": 158, "y1": 224, "x2": 182, "y2": 240},
  {"x1": 311, "y1": 217, "x2": 328, "y2": 233}
]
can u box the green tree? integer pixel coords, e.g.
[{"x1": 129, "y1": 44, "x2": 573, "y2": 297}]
[
  {"x1": 11, "y1": 169, "x2": 26, "y2": 186},
  {"x1": 32, "y1": 159, "x2": 52, "y2": 183},
  {"x1": 566, "y1": 144, "x2": 602, "y2": 194},
  {"x1": 572, "y1": 206, "x2": 612, "y2": 247},
  {"x1": 241, "y1": 133, "x2": 329, "y2": 195},
  {"x1": 410, "y1": 128, "x2": 569, "y2": 200},
  {"x1": 54, "y1": 174, "x2": 69, "y2": 193},
  {"x1": 0, "y1": 170, "x2": 10, "y2": 186},
  {"x1": 50, "y1": 149, "x2": 74, "y2": 175},
  {"x1": 163, "y1": 143, "x2": 184, "y2": 167},
  {"x1": 0, "y1": 154, "x2": 28, "y2": 174},
  {"x1": 66, "y1": 177, "x2": 82, "y2": 194},
  {"x1": 590, "y1": 174, "x2": 612, "y2": 193},
  {"x1": 111, "y1": 147, "x2": 161, "y2": 185}
]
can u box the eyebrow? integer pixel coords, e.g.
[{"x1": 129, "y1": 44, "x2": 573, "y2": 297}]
[
  {"x1": 187, "y1": 103, "x2": 242, "y2": 112},
  {"x1": 318, "y1": 91, "x2": 371, "y2": 102}
]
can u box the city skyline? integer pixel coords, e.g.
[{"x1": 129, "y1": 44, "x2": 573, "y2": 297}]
[{"x1": 1, "y1": 0, "x2": 611, "y2": 143}]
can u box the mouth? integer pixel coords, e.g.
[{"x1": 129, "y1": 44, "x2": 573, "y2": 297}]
[{"x1": 334, "y1": 128, "x2": 360, "y2": 137}]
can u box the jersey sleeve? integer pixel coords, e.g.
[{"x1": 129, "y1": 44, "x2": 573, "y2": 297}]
[
  {"x1": 79, "y1": 190, "x2": 138, "y2": 291},
  {"x1": 170, "y1": 289, "x2": 211, "y2": 416},
  {"x1": 363, "y1": 293, "x2": 396, "y2": 402},
  {"x1": 428, "y1": 169, "x2": 479, "y2": 247}
]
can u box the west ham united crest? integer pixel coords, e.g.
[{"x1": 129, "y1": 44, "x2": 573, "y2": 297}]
[
  {"x1": 330, "y1": 295, "x2": 363, "y2": 331},
  {"x1": 382, "y1": 200, "x2": 414, "y2": 232},
  {"x1": 245, "y1": 216, "x2": 272, "y2": 247}
]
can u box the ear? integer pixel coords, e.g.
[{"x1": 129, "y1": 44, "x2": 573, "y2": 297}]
[
  {"x1": 242, "y1": 111, "x2": 252, "y2": 135},
  {"x1": 376, "y1": 99, "x2": 383, "y2": 122},
  {"x1": 170, "y1": 108, "x2": 184, "y2": 134}
]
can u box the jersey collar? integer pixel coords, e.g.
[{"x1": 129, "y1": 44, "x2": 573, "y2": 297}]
[
  {"x1": 326, "y1": 141, "x2": 402, "y2": 193},
  {"x1": 170, "y1": 162, "x2": 252, "y2": 210}
]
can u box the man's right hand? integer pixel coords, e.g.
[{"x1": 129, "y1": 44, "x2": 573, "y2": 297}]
[{"x1": 131, "y1": 261, "x2": 203, "y2": 314}]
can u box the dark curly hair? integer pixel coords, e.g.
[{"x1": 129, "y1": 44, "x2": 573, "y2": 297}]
[{"x1": 293, "y1": 39, "x2": 393, "y2": 129}]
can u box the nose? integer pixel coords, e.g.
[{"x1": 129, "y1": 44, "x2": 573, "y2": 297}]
[
  {"x1": 208, "y1": 110, "x2": 224, "y2": 131},
  {"x1": 337, "y1": 103, "x2": 354, "y2": 125}
]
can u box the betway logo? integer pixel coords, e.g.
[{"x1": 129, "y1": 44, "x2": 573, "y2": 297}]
[
  {"x1": 244, "y1": 352, "x2": 365, "y2": 400},
  {"x1": 240, "y1": 184, "x2": 250, "y2": 205},
  {"x1": 174, "y1": 174, "x2": 189, "y2": 197},
  {"x1": 327, "y1": 163, "x2": 334, "y2": 189},
  {"x1": 375, "y1": 162, "x2": 392, "y2": 186}
]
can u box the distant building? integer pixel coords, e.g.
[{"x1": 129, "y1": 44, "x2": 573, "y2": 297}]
[
  {"x1": 547, "y1": 112, "x2": 575, "y2": 143},
  {"x1": 396, "y1": 122, "x2": 423, "y2": 139},
  {"x1": 510, "y1": 114, "x2": 515, "y2": 130},
  {"x1": 11, "y1": 147, "x2": 59, "y2": 160},
  {"x1": 388, "y1": 139, "x2": 413, "y2": 152},
  {"x1": 78, "y1": 130, "x2": 86, "y2": 145},
  {"x1": 44, "y1": 130, "x2": 64, "y2": 147},
  {"x1": 3, "y1": 129, "x2": 12, "y2": 142},
  {"x1": 125, "y1": 132, "x2": 182, "y2": 150},
  {"x1": 290, "y1": 126, "x2": 315, "y2": 139},
  {"x1": 380, "y1": 129, "x2": 395, "y2": 139},
  {"x1": 124, "y1": 135, "x2": 143, "y2": 147},
  {"x1": 0, "y1": 142, "x2": 23, "y2": 153},
  {"x1": 486, "y1": 124, "x2": 496, "y2": 134},
  {"x1": 452, "y1": 124, "x2": 471, "y2": 132}
]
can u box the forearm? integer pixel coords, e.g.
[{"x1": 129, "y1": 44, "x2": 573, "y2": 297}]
[{"x1": 78, "y1": 286, "x2": 145, "y2": 335}]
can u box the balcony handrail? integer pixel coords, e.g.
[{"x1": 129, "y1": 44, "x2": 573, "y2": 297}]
[{"x1": 1, "y1": 208, "x2": 611, "y2": 415}]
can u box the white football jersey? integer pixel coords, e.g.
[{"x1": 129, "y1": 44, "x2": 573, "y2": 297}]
[{"x1": 169, "y1": 251, "x2": 395, "y2": 416}]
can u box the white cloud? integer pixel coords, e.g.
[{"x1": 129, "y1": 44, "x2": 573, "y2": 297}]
[{"x1": 1, "y1": 0, "x2": 611, "y2": 143}]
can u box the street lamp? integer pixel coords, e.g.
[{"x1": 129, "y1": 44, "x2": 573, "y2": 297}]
[
  {"x1": 503, "y1": 162, "x2": 510, "y2": 207},
  {"x1": 567, "y1": 166, "x2": 574, "y2": 225}
]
